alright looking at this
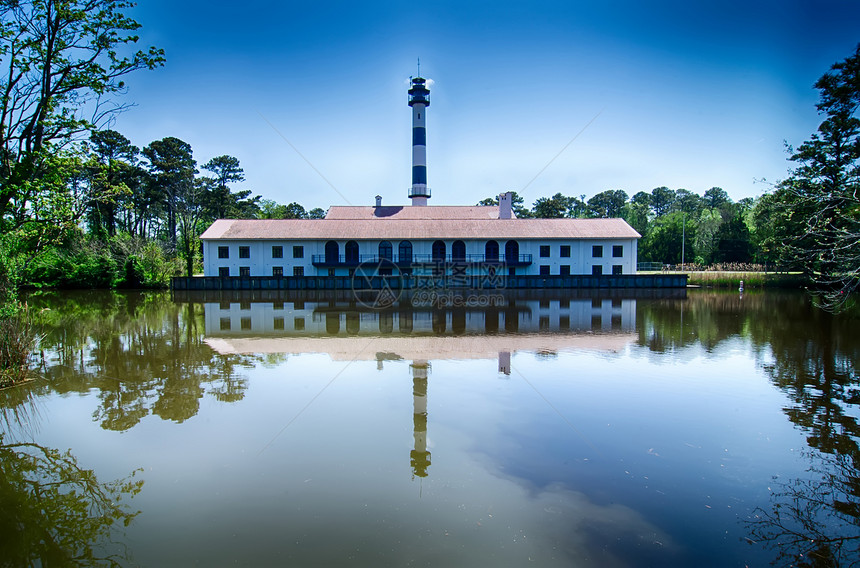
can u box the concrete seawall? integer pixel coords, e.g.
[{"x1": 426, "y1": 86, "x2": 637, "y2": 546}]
[{"x1": 172, "y1": 273, "x2": 688, "y2": 291}]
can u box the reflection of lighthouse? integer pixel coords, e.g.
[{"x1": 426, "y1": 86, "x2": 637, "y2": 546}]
[{"x1": 410, "y1": 361, "x2": 431, "y2": 478}]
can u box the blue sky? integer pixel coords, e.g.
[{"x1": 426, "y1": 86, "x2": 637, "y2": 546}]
[{"x1": 112, "y1": 0, "x2": 860, "y2": 210}]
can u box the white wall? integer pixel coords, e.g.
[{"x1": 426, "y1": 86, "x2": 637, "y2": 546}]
[{"x1": 202, "y1": 237, "x2": 639, "y2": 277}]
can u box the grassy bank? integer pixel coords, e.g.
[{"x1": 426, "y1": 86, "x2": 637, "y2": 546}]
[{"x1": 652, "y1": 270, "x2": 810, "y2": 289}]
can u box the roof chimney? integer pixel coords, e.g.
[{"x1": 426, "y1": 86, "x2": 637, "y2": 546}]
[
  {"x1": 375, "y1": 195, "x2": 382, "y2": 207},
  {"x1": 499, "y1": 192, "x2": 512, "y2": 219}
]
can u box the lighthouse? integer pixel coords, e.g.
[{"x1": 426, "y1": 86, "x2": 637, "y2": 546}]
[{"x1": 408, "y1": 76, "x2": 430, "y2": 206}]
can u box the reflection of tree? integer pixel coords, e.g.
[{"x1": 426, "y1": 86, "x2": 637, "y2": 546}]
[
  {"x1": 741, "y1": 296, "x2": 860, "y2": 566},
  {"x1": 747, "y1": 451, "x2": 860, "y2": 567},
  {"x1": 634, "y1": 291, "x2": 860, "y2": 564},
  {"x1": 12, "y1": 291, "x2": 259, "y2": 431},
  {"x1": 0, "y1": 436, "x2": 143, "y2": 567}
]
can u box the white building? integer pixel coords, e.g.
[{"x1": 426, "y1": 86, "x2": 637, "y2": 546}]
[{"x1": 200, "y1": 198, "x2": 639, "y2": 279}]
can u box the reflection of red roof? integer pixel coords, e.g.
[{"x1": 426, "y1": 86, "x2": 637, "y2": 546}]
[
  {"x1": 200, "y1": 216, "x2": 641, "y2": 240},
  {"x1": 325, "y1": 205, "x2": 511, "y2": 220}
]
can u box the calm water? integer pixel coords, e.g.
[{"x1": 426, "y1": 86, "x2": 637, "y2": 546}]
[{"x1": 2, "y1": 289, "x2": 859, "y2": 567}]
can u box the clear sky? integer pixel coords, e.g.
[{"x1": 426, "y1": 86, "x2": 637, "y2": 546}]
[{"x1": 112, "y1": 0, "x2": 860, "y2": 210}]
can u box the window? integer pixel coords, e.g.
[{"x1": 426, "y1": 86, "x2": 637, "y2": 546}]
[
  {"x1": 219, "y1": 317, "x2": 231, "y2": 331},
  {"x1": 560, "y1": 265, "x2": 570, "y2": 276},
  {"x1": 218, "y1": 246, "x2": 229, "y2": 259},
  {"x1": 274, "y1": 301, "x2": 284, "y2": 310},
  {"x1": 272, "y1": 246, "x2": 283, "y2": 259},
  {"x1": 613, "y1": 245, "x2": 623, "y2": 258},
  {"x1": 239, "y1": 266, "x2": 250, "y2": 277},
  {"x1": 485, "y1": 240, "x2": 499, "y2": 262},
  {"x1": 219, "y1": 300, "x2": 230, "y2": 310},
  {"x1": 328, "y1": 268, "x2": 336, "y2": 277},
  {"x1": 325, "y1": 241, "x2": 339, "y2": 263},
  {"x1": 612, "y1": 265, "x2": 623, "y2": 275},
  {"x1": 239, "y1": 246, "x2": 250, "y2": 259},
  {"x1": 273, "y1": 317, "x2": 284, "y2": 330},
  {"x1": 592, "y1": 245, "x2": 603, "y2": 258},
  {"x1": 273, "y1": 266, "x2": 283, "y2": 277},
  {"x1": 345, "y1": 241, "x2": 359, "y2": 263},
  {"x1": 294, "y1": 301, "x2": 304, "y2": 310},
  {"x1": 399, "y1": 240, "x2": 413, "y2": 264},
  {"x1": 539, "y1": 245, "x2": 550, "y2": 258},
  {"x1": 294, "y1": 317, "x2": 305, "y2": 331},
  {"x1": 539, "y1": 300, "x2": 550, "y2": 309},
  {"x1": 540, "y1": 265, "x2": 550, "y2": 275},
  {"x1": 218, "y1": 267, "x2": 230, "y2": 277},
  {"x1": 539, "y1": 316, "x2": 550, "y2": 330},
  {"x1": 293, "y1": 246, "x2": 304, "y2": 259},
  {"x1": 240, "y1": 317, "x2": 251, "y2": 330},
  {"x1": 505, "y1": 240, "x2": 520, "y2": 263},
  {"x1": 452, "y1": 240, "x2": 466, "y2": 261},
  {"x1": 240, "y1": 300, "x2": 250, "y2": 310},
  {"x1": 560, "y1": 245, "x2": 571, "y2": 258},
  {"x1": 379, "y1": 241, "x2": 393, "y2": 261},
  {"x1": 592, "y1": 265, "x2": 603, "y2": 276},
  {"x1": 432, "y1": 240, "x2": 446, "y2": 262},
  {"x1": 293, "y1": 266, "x2": 304, "y2": 277}
]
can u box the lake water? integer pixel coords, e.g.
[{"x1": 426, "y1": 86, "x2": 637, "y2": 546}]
[{"x1": 2, "y1": 288, "x2": 858, "y2": 567}]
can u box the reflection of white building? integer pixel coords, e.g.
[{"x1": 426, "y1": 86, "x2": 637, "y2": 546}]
[
  {"x1": 203, "y1": 296, "x2": 636, "y2": 337},
  {"x1": 202, "y1": 295, "x2": 638, "y2": 365},
  {"x1": 199, "y1": 76, "x2": 640, "y2": 282}
]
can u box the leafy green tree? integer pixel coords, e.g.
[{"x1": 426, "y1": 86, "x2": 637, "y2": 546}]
[
  {"x1": 713, "y1": 214, "x2": 752, "y2": 263},
  {"x1": 200, "y1": 155, "x2": 259, "y2": 220},
  {"x1": 631, "y1": 191, "x2": 652, "y2": 208},
  {"x1": 142, "y1": 137, "x2": 196, "y2": 249},
  {"x1": 639, "y1": 212, "x2": 693, "y2": 264},
  {"x1": 0, "y1": 0, "x2": 164, "y2": 229},
  {"x1": 532, "y1": 192, "x2": 572, "y2": 218},
  {"x1": 768, "y1": 44, "x2": 860, "y2": 309},
  {"x1": 308, "y1": 207, "x2": 326, "y2": 219},
  {"x1": 650, "y1": 186, "x2": 675, "y2": 217},
  {"x1": 703, "y1": 187, "x2": 731, "y2": 210},
  {"x1": 86, "y1": 130, "x2": 139, "y2": 237},
  {"x1": 587, "y1": 189, "x2": 628, "y2": 218},
  {"x1": 693, "y1": 208, "x2": 723, "y2": 264},
  {"x1": 621, "y1": 201, "x2": 650, "y2": 236},
  {"x1": 673, "y1": 188, "x2": 703, "y2": 216}
]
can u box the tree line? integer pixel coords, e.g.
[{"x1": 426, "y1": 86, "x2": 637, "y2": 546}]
[{"x1": 477, "y1": 186, "x2": 758, "y2": 267}]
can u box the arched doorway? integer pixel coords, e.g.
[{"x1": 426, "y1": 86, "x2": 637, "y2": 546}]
[
  {"x1": 379, "y1": 240, "x2": 393, "y2": 261},
  {"x1": 505, "y1": 240, "x2": 520, "y2": 263},
  {"x1": 398, "y1": 240, "x2": 413, "y2": 264},
  {"x1": 452, "y1": 240, "x2": 466, "y2": 261},
  {"x1": 485, "y1": 240, "x2": 499, "y2": 262},
  {"x1": 345, "y1": 241, "x2": 359, "y2": 264},
  {"x1": 432, "y1": 240, "x2": 446, "y2": 262},
  {"x1": 325, "y1": 241, "x2": 339, "y2": 263}
]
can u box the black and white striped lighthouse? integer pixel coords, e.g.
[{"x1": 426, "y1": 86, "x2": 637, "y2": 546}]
[{"x1": 408, "y1": 76, "x2": 430, "y2": 206}]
